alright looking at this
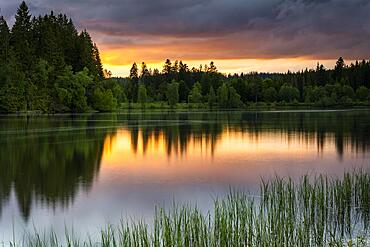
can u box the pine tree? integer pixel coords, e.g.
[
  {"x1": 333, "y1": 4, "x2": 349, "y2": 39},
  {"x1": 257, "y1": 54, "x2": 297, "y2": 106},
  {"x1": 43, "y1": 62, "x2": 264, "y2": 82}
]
[
  {"x1": 130, "y1": 62, "x2": 139, "y2": 79},
  {"x1": 0, "y1": 16, "x2": 10, "y2": 63},
  {"x1": 11, "y1": 1, "x2": 34, "y2": 72},
  {"x1": 93, "y1": 43, "x2": 104, "y2": 79},
  {"x1": 334, "y1": 57, "x2": 345, "y2": 83},
  {"x1": 207, "y1": 61, "x2": 217, "y2": 73},
  {"x1": 33, "y1": 14, "x2": 66, "y2": 74},
  {"x1": 128, "y1": 63, "x2": 139, "y2": 102},
  {"x1": 162, "y1": 59, "x2": 172, "y2": 74},
  {"x1": 141, "y1": 62, "x2": 150, "y2": 78},
  {"x1": 77, "y1": 30, "x2": 101, "y2": 79},
  {"x1": 62, "y1": 18, "x2": 79, "y2": 70}
]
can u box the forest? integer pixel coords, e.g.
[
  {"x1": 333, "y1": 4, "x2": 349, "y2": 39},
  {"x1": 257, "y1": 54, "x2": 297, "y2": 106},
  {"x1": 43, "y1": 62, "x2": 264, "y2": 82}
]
[
  {"x1": 1, "y1": 2, "x2": 370, "y2": 113},
  {"x1": 123, "y1": 57, "x2": 370, "y2": 109},
  {"x1": 0, "y1": 2, "x2": 120, "y2": 113}
]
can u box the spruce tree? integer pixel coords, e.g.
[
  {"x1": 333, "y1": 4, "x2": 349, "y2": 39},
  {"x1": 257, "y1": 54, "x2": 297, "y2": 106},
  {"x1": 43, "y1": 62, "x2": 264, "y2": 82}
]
[
  {"x1": 0, "y1": 16, "x2": 10, "y2": 63},
  {"x1": 77, "y1": 30, "x2": 100, "y2": 79},
  {"x1": 129, "y1": 63, "x2": 139, "y2": 102},
  {"x1": 11, "y1": 1, "x2": 34, "y2": 71},
  {"x1": 93, "y1": 43, "x2": 104, "y2": 79}
]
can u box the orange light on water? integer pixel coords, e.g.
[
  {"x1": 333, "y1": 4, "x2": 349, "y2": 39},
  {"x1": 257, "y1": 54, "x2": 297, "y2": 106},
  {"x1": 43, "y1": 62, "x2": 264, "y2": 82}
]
[{"x1": 101, "y1": 128, "x2": 339, "y2": 168}]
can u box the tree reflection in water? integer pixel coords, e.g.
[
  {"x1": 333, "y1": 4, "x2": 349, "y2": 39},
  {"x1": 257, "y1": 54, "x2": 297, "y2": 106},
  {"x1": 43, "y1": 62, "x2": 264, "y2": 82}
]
[{"x1": 0, "y1": 110, "x2": 369, "y2": 221}]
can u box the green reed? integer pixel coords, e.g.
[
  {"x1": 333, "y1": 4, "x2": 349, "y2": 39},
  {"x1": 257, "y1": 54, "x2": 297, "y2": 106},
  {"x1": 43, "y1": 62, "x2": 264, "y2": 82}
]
[{"x1": 7, "y1": 170, "x2": 369, "y2": 247}]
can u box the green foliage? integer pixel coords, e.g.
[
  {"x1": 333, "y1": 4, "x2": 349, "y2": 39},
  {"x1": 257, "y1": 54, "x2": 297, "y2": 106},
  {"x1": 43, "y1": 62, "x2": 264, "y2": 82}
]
[
  {"x1": 137, "y1": 83, "x2": 148, "y2": 107},
  {"x1": 208, "y1": 86, "x2": 216, "y2": 108},
  {"x1": 92, "y1": 88, "x2": 117, "y2": 112},
  {"x1": 232, "y1": 78, "x2": 248, "y2": 103},
  {"x1": 119, "y1": 57, "x2": 370, "y2": 109},
  {"x1": 0, "y1": 2, "x2": 109, "y2": 113},
  {"x1": 356, "y1": 86, "x2": 370, "y2": 101},
  {"x1": 217, "y1": 83, "x2": 229, "y2": 108},
  {"x1": 263, "y1": 87, "x2": 278, "y2": 102},
  {"x1": 99, "y1": 79, "x2": 126, "y2": 103},
  {"x1": 178, "y1": 80, "x2": 189, "y2": 102},
  {"x1": 0, "y1": 53, "x2": 26, "y2": 112},
  {"x1": 28, "y1": 59, "x2": 52, "y2": 111},
  {"x1": 303, "y1": 84, "x2": 363, "y2": 106},
  {"x1": 54, "y1": 67, "x2": 91, "y2": 112},
  {"x1": 128, "y1": 63, "x2": 139, "y2": 103},
  {"x1": 246, "y1": 80, "x2": 261, "y2": 102},
  {"x1": 10, "y1": 1, "x2": 33, "y2": 72},
  {"x1": 342, "y1": 85, "x2": 355, "y2": 99},
  {"x1": 1, "y1": 3, "x2": 370, "y2": 112},
  {"x1": 228, "y1": 86, "x2": 243, "y2": 108},
  {"x1": 0, "y1": 16, "x2": 10, "y2": 63},
  {"x1": 305, "y1": 86, "x2": 325, "y2": 103},
  {"x1": 279, "y1": 84, "x2": 300, "y2": 103},
  {"x1": 166, "y1": 80, "x2": 179, "y2": 107},
  {"x1": 188, "y1": 82, "x2": 203, "y2": 103}
]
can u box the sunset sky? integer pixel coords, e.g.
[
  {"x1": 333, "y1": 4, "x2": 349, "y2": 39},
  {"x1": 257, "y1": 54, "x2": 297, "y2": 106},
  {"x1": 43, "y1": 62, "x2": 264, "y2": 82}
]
[{"x1": 2, "y1": 0, "x2": 370, "y2": 77}]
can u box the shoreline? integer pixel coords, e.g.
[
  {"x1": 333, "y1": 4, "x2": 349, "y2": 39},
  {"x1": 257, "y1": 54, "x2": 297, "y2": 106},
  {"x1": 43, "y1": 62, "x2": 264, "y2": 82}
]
[{"x1": 1, "y1": 104, "x2": 370, "y2": 116}]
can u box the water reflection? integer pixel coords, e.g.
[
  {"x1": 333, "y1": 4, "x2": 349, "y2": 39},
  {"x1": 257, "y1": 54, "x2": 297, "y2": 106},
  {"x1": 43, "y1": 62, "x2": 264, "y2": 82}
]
[
  {"x1": 0, "y1": 115, "x2": 114, "y2": 221},
  {"x1": 109, "y1": 110, "x2": 370, "y2": 159},
  {"x1": 0, "y1": 110, "x2": 369, "y2": 223}
]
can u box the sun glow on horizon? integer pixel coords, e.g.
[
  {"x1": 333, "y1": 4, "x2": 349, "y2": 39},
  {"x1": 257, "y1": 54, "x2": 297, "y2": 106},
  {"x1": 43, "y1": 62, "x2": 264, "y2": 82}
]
[{"x1": 100, "y1": 54, "x2": 343, "y2": 78}]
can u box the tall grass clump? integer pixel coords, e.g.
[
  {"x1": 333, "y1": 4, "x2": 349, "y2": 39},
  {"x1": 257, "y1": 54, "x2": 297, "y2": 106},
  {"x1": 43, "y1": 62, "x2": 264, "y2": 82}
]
[{"x1": 9, "y1": 170, "x2": 369, "y2": 247}]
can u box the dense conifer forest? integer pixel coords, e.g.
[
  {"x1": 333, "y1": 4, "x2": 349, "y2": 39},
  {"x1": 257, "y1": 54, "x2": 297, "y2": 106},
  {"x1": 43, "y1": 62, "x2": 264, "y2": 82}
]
[
  {"x1": 1, "y1": 2, "x2": 370, "y2": 113},
  {"x1": 0, "y1": 2, "x2": 121, "y2": 113}
]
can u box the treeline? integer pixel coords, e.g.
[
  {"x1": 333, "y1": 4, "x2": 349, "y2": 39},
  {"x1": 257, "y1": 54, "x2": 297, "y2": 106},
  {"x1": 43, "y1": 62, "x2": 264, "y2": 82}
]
[
  {"x1": 121, "y1": 57, "x2": 370, "y2": 108},
  {"x1": 0, "y1": 1, "x2": 124, "y2": 113},
  {"x1": 1, "y1": 3, "x2": 370, "y2": 113}
]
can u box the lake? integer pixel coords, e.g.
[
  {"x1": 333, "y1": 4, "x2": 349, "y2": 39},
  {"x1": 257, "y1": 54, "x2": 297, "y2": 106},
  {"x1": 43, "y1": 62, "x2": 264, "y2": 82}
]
[{"x1": 0, "y1": 109, "x2": 369, "y2": 242}]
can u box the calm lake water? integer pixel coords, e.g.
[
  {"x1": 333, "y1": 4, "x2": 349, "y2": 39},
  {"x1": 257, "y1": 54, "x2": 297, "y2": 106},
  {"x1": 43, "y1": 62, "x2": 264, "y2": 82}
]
[{"x1": 0, "y1": 110, "x2": 369, "y2": 241}]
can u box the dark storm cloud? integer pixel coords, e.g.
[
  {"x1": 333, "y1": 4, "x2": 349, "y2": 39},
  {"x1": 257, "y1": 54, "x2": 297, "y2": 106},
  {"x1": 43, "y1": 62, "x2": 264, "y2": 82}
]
[{"x1": 1, "y1": 0, "x2": 370, "y2": 59}]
